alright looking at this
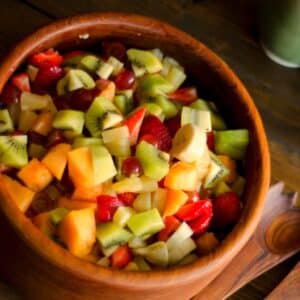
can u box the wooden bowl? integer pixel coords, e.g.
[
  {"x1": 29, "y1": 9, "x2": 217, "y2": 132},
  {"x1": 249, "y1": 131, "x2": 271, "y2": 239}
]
[{"x1": 0, "y1": 13, "x2": 270, "y2": 300}]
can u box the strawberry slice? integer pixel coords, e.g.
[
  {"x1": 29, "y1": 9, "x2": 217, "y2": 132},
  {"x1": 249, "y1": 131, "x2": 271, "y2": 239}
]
[
  {"x1": 139, "y1": 115, "x2": 172, "y2": 152},
  {"x1": 111, "y1": 245, "x2": 132, "y2": 268},
  {"x1": 176, "y1": 199, "x2": 212, "y2": 221},
  {"x1": 158, "y1": 216, "x2": 181, "y2": 241},
  {"x1": 124, "y1": 107, "x2": 146, "y2": 145},
  {"x1": 34, "y1": 65, "x2": 63, "y2": 88},
  {"x1": 11, "y1": 73, "x2": 31, "y2": 92},
  {"x1": 206, "y1": 131, "x2": 215, "y2": 151},
  {"x1": 188, "y1": 211, "x2": 212, "y2": 235},
  {"x1": 117, "y1": 192, "x2": 137, "y2": 206},
  {"x1": 212, "y1": 192, "x2": 241, "y2": 229},
  {"x1": 168, "y1": 87, "x2": 198, "y2": 104},
  {"x1": 96, "y1": 195, "x2": 124, "y2": 222},
  {"x1": 29, "y1": 49, "x2": 63, "y2": 69}
]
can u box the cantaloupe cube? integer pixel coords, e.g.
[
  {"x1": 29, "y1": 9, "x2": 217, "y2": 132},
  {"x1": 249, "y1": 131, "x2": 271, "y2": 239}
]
[
  {"x1": 18, "y1": 158, "x2": 53, "y2": 192},
  {"x1": 32, "y1": 212, "x2": 55, "y2": 237},
  {"x1": 58, "y1": 208, "x2": 96, "y2": 257},
  {"x1": 42, "y1": 143, "x2": 71, "y2": 180},
  {"x1": 217, "y1": 155, "x2": 237, "y2": 184},
  {"x1": 67, "y1": 147, "x2": 94, "y2": 188},
  {"x1": 163, "y1": 189, "x2": 188, "y2": 217},
  {"x1": 72, "y1": 184, "x2": 102, "y2": 201},
  {"x1": 58, "y1": 197, "x2": 97, "y2": 211},
  {"x1": 164, "y1": 161, "x2": 201, "y2": 191},
  {"x1": 0, "y1": 174, "x2": 35, "y2": 212},
  {"x1": 98, "y1": 81, "x2": 115, "y2": 101}
]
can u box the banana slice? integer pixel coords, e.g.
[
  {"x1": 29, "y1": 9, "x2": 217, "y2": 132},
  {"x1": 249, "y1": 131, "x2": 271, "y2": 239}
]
[
  {"x1": 171, "y1": 123, "x2": 207, "y2": 163},
  {"x1": 193, "y1": 145, "x2": 211, "y2": 180}
]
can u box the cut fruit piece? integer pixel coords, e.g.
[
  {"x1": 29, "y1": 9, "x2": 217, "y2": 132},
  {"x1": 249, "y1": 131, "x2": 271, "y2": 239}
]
[
  {"x1": 17, "y1": 158, "x2": 53, "y2": 192},
  {"x1": 133, "y1": 192, "x2": 152, "y2": 212},
  {"x1": 151, "y1": 188, "x2": 167, "y2": 215},
  {"x1": 28, "y1": 143, "x2": 47, "y2": 159},
  {"x1": 128, "y1": 236, "x2": 147, "y2": 249},
  {"x1": 127, "y1": 208, "x2": 164, "y2": 237},
  {"x1": 111, "y1": 245, "x2": 132, "y2": 269},
  {"x1": 58, "y1": 196, "x2": 97, "y2": 211},
  {"x1": 133, "y1": 241, "x2": 168, "y2": 267},
  {"x1": 85, "y1": 96, "x2": 120, "y2": 137},
  {"x1": 0, "y1": 174, "x2": 35, "y2": 212},
  {"x1": 20, "y1": 92, "x2": 51, "y2": 111},
  {"x1": 67, "y1": 147, "x2": 94, "y2": 188},
  {"x1": 163, "y1": 189, "x2": 188, "y2": 217},
  {"x1": 72, "y1": 184, "x2": 102, "y2": 201},
  {"x1": 217, "y1": 155, "x2": 237, "y2": 183},
  {"x1": 78, "y1": 55, "x2": 101, "y2": 73},
  {"x1": 31, "y1": 112, "x2": 54, "y2": 136},
  {"x1": 153, "y1": 95, "x2": 178, "y2": 119},
  {"x1": 53, "y1": 110, "x2": 84, "y2": 136},
  {"x1": 171, "y1": 123, "x2": 207, "y2": 163},
  {"x1": 56, "y1": 69, "x2": 95, "y2": 95},
  {"x1": 114, "y1": 94, "x2": 132, "y2": 115},
  {"x1": 72, "y1": 137, "x2": 102, "y2": 148},
  {"x1": 150, "y1": 48, "x2": 163, "y2": 61},
  {"x1": 158, "y1": 216, "x2": 181, "y2": 242},
  {"x1": 168, "y1": 87, "x2": 198, "y2": 105},
  {"x1": 134, "y1": 256, "x2": 151, "y2": 271},
  {"x1": 213, "y1": 181, "x2": 231, "y2": 196},
  {"x1": 50, "y1": 207, "x2": 69, "y2": 225},
  {"x1": 113, "y1": 206, "x2": 135, "y2": 227},
  {"x1": 101, "y1": 111, "x2": 123, "y2": 130},
  {"x1": 166, "y1": 222, "x2": 193, "y2": 251},
  {"x1": 136, "y1": 141, "x2": 169, "y2": 180},
  {"x1": 101, "y1": 245, "x2": 118, "y2": 257},
  {"x1": 181, "y1": 107, "x2": 212, "y2": 132},
  {"x1": 140, "y1": 176, "x2": 158, "y2": 192},
  {"x1": 164, "y1": 161, "x2": 201, "y2": 191},
  {"x1": 0, "y1": 109, "x2": 14, "y2": 133},
  {"x1": 42, "y1": 143, "x2": 71, "y2": 180},
  {"x1": 96, "y1": 61, "x2": 114, "y2": 79},
  {"x1": 26, "y1": 64, "x2": 39, "y2": 81},
  {"x1": 63, "y1": 51, "x2": 86, "y2": 67},
  {"x1": 231, "y1": 176, "x2": 246, "y2": 197},
  {"x1": 203, "y1": 152, "x2": 229, "y2": 189},
  {"x1": 32, "y1": 212, "x2": 55, "y2": 237},
  {"x1": 0, "y1": 135, "x2": 28, "y2": 168},
  {"x1": 58, "y1": 208, "x2": 96, "y2": 257},
  {"x1": 107, "y1": 56, "x2": 124, "y2": 76},
  {"x1": 214, "y1": 130, "x2": 249, "y2": 160},
  {"x1": 97, "y1": 81, "x2": 116, "y2": 101},
  {"x1": 143, "y1": 103, "x2": 164, "y2": 121},
  {"x1": 194, "y1": 145, "x2": 211, "y2": 180},
  {"x1": 102, "y1": 126, "x2": 131, "y2": 157},
  {"x1": 168, "y1": 237, "x2": 196, "y2": 265},
  {"x1": 111, "y1": 176, "x2": 158, "y2": 193},
  {"x1": 18, "y1": 110, "x2": 38, "y2": 132},
  {"x1": 127, "y1": 49, "x2": 163, "y2": 76},
  {"x1": 96, "y1": 222, "x2": 132, "y2": 248},
  {"x1": 164, "y1": 66, "x2": 186, "y2": 92},
  {"x1": 89, "y1": 145, "x2": 117, "y2": 184},
  {"x1": 161, "y1": 56, "x2": 182, "y2": 76},
  {"x1": 196, "y1": 232, "x2": 219, "y2": 255}
]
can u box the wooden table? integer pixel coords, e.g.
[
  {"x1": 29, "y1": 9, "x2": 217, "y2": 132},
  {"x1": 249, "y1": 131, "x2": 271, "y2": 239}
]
[{"x1": 0, "y1": 0, "x2": 299, "y2": 299}]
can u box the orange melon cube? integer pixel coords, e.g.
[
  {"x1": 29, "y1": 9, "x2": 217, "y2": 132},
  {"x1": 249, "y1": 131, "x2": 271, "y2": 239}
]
[
  {"x1": 98, "y1": 81, "x2": 116, "y2": 101},
  {"x1": 42, "y1": 143, "x2": 71, "y2": 180},
  {"x1": 217, "y1": 155, "x2": 237, "y2": 184},
  {"x1": 68, "y1": 147, "x2": 94, "y2": 188},
  {"x1": 0, "y1": 174, "x2": 35, "y2": 212},
  {"x1": 58, "y1": 208, "x2": 96, "y2": 257},
  {"x1": 164, "y1": 161, "x2": 201, "y2": 191},
  {"x1": 163, "y1": 189, "x2": 188, "y2": 217},
  {"x1": 32, "y1": 212, "x2": 55, "y2": 237},
  {"x1": 17, "y1": 158, "x2": 53, "y2": 192},
  {"x1": 58, "y1": 197, "x2": 97, "y2": 211},
  {"x1": 72, "y1": 184, "x2": 102, "y2": 201}
]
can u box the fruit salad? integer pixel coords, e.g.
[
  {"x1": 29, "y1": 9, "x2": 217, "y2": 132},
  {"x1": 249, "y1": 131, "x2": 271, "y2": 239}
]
[{"x1": 0, "y1": 42, "x2": 249, "y2": 270}]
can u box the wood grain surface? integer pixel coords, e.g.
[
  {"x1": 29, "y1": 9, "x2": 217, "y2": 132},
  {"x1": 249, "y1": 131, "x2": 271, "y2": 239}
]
[{"x1": 0, "y1": 0, "x2": 298, "y2": 299}]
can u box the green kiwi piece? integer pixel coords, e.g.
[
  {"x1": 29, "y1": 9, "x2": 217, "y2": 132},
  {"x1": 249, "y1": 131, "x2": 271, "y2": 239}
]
[
  {"x1": 142, "y1": 103, "x2": 164, "y2": 121},
  {"x1": 127, "y1": 49, "x2": 163, "y2": 77},
  {"x1": 85, "y1": 96, "x2": 120, "y2": 137},
  {"x1": 0, "y1": 109, "x2": 14, "y2": 133},
  {"x1": 78, "y1": 55, "x2": 101, "y2": 73},
  {"x1": 153, "y1": 95, "x2": 178, "y2": 119},
  {"x1": 72, "y1": 137, "x2": 103, "y2": 148},
  {"x1": 0, "y1": 135, "x2": 28, "y2": 168}
]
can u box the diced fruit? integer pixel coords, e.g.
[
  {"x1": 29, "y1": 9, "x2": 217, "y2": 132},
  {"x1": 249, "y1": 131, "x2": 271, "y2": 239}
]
[
  {"x1": 165, "y1": 67, "x2": 186, "y2": 92},
  {"x1": 213, "y1": 181, "x2": 231, "y2": 196},
  {"x1": 133, "y1": 241, "x2": 168, "y2": 267},
  {"x1": 128, "y1": 237, "x2": 147, "y2": 249},
  {"x1": 28, "y1": 143, "x2": 47, "y2": 159},
  {"x1": 188, "y1": 209, "x2": 213, "y2": 235},
  {"x1": 143, "y1": 103, "x2": 164, "y2": 121},
  {"x1": 20, "y1": 92, "x2": 51, "y2": 111},
  {"x1": 171, "y1": 123, "x2": 207, "y2": 162},
  {"x1": 34, "y1": 66, "x2": 63, "y2": 88},
  {"x1": 96, "y1": 195, "x2": 123, "y2": 222},
  {"x1": 165, "y1": 115, "x2": 181, "y2": 137},
  {"x1": 168, "y1": 237, "x2": 196, "y2": 265},
  {"x1": 121, "y1": 157, "x2": 142, "y2": 177},
  {"x1": 32, "y1": 212, "x2": 55, "y2": 237},
  {"x1": 114, "y1": 94, "x2": 132, "y2": 115},
  {"x1": 63, "y1": 50, "x2": 87, "y2": 67},
  {"x1": 102, "y1": 41, "x2": 127, "y2": 62},
  {"x1": 231, "y1": 176, "x2": 246, "y2": 197},
  {"x1": 153, "y1": 95, "x2": 178, "y2": 119},
  {"x1": 206, "y1": 131, "x2": 215, "y2": 151},
  {"x1": 212, "y1": 192, "x2": 241, "y2": 229},
  {"x1": 96, "y1": 61, "x2": 114, "y2": 80},
  {"x1": 134, "y1": 256, "x2": 151, "y2": 271},
  {"x1": 12, "y1": 73, "x2": 30, "y2": 92},
  {"x1": 57, "y1": 197, "x2": 97, "y2": 211},
  {"x1": 124, "y1": 262, "x2": 138, "y2": 271},
  {"x1": 72, "y1": 184, "x2": 102, "y2": 201},
  {"x1": 136, "y1": 141, "x2": 169, "y2": 180},
  {"x1": 181, "y1": 107, "x2": 212, "y2": 132},
  {"x1": 161, "y1": 56, "x2": 182, "y2": 76},
  {"x1": 111, "y1": 177, "x2": 142, "y2": 193},
  {"x1": 18, "y1": 110, "x2": 38, "y2": 132},
  {"x1": 78, "y1": 55, "x2": 101, "y2": 73},
  {"x1": 176, "y1": 199, "x2": 212, "y2": 221},
  {"x1": 72, "y1": 137, "x2": 102, "y2": 148},
  {"x1": 166, "y1": 222, "x2": 193, "y2": 250},
  {"x1": 151, "y1": 188, "x2": 167, "y2": 215},
  {"x1": 111, "y1": 245, "x2": 132, "y2": 269},
  {"x1": 46, "y1": 130, "x2": 66, "y2": 148},
  {"x1": 215, "y1": 130, "x2": 249, "y2": 160},
  {"x1": 0, "y1": 109, "x2": 14, "y2": 133},
  {"x1": 127, "y1": 208, "x2": 164, "y2": 237},
  {"x1": 58, "y1": 208, "x2": 96, "y2": 257},
  {"x1": 127, "y1": 49, "x2": 163, "y2": 76},
  {"x1": 117, "y1": 192, "x2": 137, "y2": 206},
  {"x1": 158, "y1": 216, "x2": 181, "y2": 241},
  {"x1": 196, "y1": 232, "x2": 219, "y2": 255},
  {"x1": 31, "y1": 112, "x2": 54, "y2": 136},
  {"x1": 168, "y1": 87, "x2": 197, "y2": 104},
  {"x1": 42, "y1": 143, "x2": 71, "y2": 180},
  {"x1": 133, "y1": 192, "x2": 152, "y2": 212},
  {"x1": 29, "y1": 49, "x2": 63, "y2": 68},
  {"x1": 124, "y1": 107, "x2": 146, "y2": 145},
  {"x1": 164, "y1": 161, "x2": 201, "y2": 191},
  {"x1": 0, "y1": 174, "x2": 35, "y2": 212},
  {"x1": 163, "y1": 189, "x2": 188, "y2": 217},
  {"x1": 27, "y1": 65, "x2": 39, "y2": 82},
  {"x1": 50, "y1": 207, "x2": 69, "y2": 225},
  {"x1": 67, "y1": 147, "x2": 94, "y2": 188},
  {"x1": 217, "y1": 155, "x2": 237, "y2": 183},
  {"x1": 113, "y1": 206, "x2": 135, "y2": 227},
  {"x1": 139, "y1": 134, "x2": 160, "y2": 149},
  {"x1": 96, "y1": 222, "x2": 132, "y2": 248},
  {"x1": 97, "y1": 81, "x2": 116, "y2": 101},
  {"x1": 102, "y1": 126, "x2": 130, "y2": 157},
  {"x1": 17, "y1": 158, "x2": 53, "y2": 192},
  {"x1": 53, "y1": 110, "x2": 84, "y2": 136},
  {"x1": 114, "y1": 70, "x2": 135, "y2": 90},
  {"x1": 107, "y1": 56, "x2": 124, "y2": 76}
]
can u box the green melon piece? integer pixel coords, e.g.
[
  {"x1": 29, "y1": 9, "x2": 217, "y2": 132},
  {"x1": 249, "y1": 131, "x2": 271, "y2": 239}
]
[
  {"x1": 154, "y1": 95, "x2": 178, "y2": 119},
  {"x1": 79, "y1": 55, "x2": 101, "y2": 73}
]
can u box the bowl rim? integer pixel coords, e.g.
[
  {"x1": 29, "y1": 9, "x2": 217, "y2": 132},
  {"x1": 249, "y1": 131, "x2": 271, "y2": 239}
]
[{"x1": 0, "y1": 12, "x2": 270, "y2": 289}]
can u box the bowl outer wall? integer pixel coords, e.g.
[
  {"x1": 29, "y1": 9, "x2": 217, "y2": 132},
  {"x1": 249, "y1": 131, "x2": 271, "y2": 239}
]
[{"x1": 0, "y1": 12, "x2": 270, "y2": 299}]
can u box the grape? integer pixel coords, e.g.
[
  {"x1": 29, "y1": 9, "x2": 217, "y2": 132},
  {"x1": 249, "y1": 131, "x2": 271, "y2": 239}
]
[
  {"x1": 114, "y1": 70, "x2": 135, "y2": 90},
  {"x1": 121, "y1": 157, "x2": 142, "y2": 177}
]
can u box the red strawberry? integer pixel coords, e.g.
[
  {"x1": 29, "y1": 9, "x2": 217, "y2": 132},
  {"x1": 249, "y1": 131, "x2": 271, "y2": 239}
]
[
  {"x1": 139, "y1": 115, "x2": 172, "y2": 152},
  {"x1": 158, "y1": 216, "x2": 181, "y2": 241},
  {"x1": 34, "y1": 65, "x2": 63, "y2": 88},
  {"x1": 188, "y1": 211, "x2": 213, "y2": 235},
  {"x1": 212, "y1": 192, "x2": 241, "y2": 229},
  {"x1": 29, "y1": 49, "x2": 63, "y2": 69},
  {"x1": 176, "y1": 199, "x2": 212, "y2": 221},
  {"x1": 164, "y1": 115, "x2": 180, "y2": 138},
  {"x1": 111, "y1": 245, "x2": 132, "y2": 268},
  {"x1": 206, "y1": 131, "x2": 215, "y2": 151},
  {"x1": 117, "y1": 192, "x2": 137, "y2": 206},
  {"x1": 139, "y1": 134, "x2": 160, "y2": 149},
  {"x1": 168, "y1": 87, "x2": 198, "y2": 104},
  {"x1": 11, "y1": 73, "x2": 30, "y2": 92},
  {"x1": 96, "y1": 195, "x2": 124, "y2": 222}
]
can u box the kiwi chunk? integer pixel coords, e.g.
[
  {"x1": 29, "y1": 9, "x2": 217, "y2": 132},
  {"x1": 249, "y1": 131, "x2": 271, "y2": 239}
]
[
  {"x1": 0, "y1": 135, "x2": 28, "y2": 168},
  {"x1": 153, "y1": 95, "x2": 178, "y2": 119},
  {"x1": 72, "y1": 137, "x2": 103, "y2": 148},
  {"x1": 0, "y1": 109, "x2": 14, "y2": 133},
  {"x1": 53, "y1": 110, "x2": 85, "y2": 136},
  {"x1": 85, "y1": 96, "x2": 120, "y2": 137},
  {"x1": 127, "y1": 49, "x2": 163, "y2": 77},
  {"x1": 78, "y1": 55, "x2": 101, "y2": 73}
]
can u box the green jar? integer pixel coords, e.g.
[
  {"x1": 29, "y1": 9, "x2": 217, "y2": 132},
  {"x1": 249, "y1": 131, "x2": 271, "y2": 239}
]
[{"x1": 260, "y1": 0, "x2": 300, "y2": 68}]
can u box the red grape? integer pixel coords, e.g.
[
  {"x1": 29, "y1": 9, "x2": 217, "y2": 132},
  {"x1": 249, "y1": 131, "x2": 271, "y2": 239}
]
[
  {"x1": 28, "y1": 131, "x2": 47, "y2": 144},
  {"x1": 0, "y1": 83, "x2": 21, "y2": 105},
  {"x1": 46, "y1": 130, "x2": 66, "y2": 148},
  {"x1": 114, "y1": 70, "x2": 135, "y2": 90},
  {"x1": 122, "y1": 157, "x2": 142, "y2": 177},
  {"x1": 101, "y1": 41, "x2": 127, "y2": 61},
  {"x1": 70, "y1": 88, "x2": 99, "y2": 110}
]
